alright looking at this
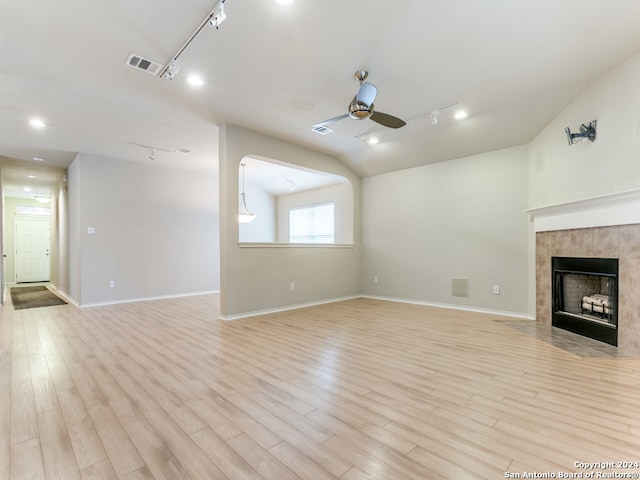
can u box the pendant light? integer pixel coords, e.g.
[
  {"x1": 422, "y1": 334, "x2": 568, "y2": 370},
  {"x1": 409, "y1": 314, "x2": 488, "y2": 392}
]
[{"x1": 238, "y1": 162, "x2": 257, "y2": 223}]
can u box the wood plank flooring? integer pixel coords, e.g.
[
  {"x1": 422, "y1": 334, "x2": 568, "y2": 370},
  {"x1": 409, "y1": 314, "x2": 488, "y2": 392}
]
[{"x1": 1, "y1": 294, "x2": 640, "y2": 479}]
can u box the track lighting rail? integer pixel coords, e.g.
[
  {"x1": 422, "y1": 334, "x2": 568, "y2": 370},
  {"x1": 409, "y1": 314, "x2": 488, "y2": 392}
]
[{"x1": 158, "y1": 0, "x2": 228, "y2": 80}]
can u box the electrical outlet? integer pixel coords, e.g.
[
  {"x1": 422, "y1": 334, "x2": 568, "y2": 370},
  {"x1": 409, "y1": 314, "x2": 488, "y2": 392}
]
[
  {"x1": 109, "y1": 280, "x2": 115, "y2": 288},
  {"x1": 373, "y1": 276, "x2": 379, "y2": 284},
  {"x1": 290, "y1": 282, "x2": 295, "y2": 291},
  {"x1": 493, "y1": 284, "x2": 500, "y2": 295}
]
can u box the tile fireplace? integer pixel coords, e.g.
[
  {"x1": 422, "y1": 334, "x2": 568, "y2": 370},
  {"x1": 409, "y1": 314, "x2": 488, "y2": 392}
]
[
  {"x1": 552, "y1": 256, "x2": 618, "y2": 346},
  {"x1": 535, "y1": 224, "x2": 640, "y2": 354}
]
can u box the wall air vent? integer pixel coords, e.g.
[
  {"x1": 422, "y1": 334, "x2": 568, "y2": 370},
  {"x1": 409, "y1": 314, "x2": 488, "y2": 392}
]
[
  {"x1": 125, "y1": 53, "x2": 163, "y2": 75},
  {"x1": 311, "y1": 125, "x2": 333, "y2": 135}
]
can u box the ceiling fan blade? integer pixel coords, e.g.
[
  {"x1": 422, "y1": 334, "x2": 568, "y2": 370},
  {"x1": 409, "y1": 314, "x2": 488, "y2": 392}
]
[
  {"x1": 356, "y1": 82, "x2": 377, "y2": 107},
  {"x1": 370, "y1": 111, "x2": 406, "y2": 129},
  {"x1": 313, "y1": 113, "x2": 350, "y2": 127}
]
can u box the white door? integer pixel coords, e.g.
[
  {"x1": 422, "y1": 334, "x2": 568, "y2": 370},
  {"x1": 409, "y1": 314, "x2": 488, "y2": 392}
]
[{"x1": 15, "y1": 217, "x2": 51, "y2": 283}]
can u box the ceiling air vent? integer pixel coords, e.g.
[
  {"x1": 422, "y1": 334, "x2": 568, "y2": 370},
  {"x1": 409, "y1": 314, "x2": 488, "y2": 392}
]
[
  {"x1": 175, "y1": 148, "x2": 192, "y2": 154},
  {"x1": 311, "y1": 125, "x2": 333, "y2": 135},
  {"x1": 126, "y1": 53, "x2": 163, "y2": 76}
]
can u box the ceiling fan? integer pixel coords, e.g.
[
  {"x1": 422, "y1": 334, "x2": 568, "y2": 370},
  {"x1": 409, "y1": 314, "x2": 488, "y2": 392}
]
[{"x1": 313, "y1": 70, "x2": 407, "y2": 130}]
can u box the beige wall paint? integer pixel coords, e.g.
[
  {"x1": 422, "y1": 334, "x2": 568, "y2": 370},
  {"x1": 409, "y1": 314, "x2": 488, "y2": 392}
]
[
  {"x1": 68, "y1": 154, "x2": 219, "y2": 306},
  {"x1": 362, "y1": 145, "x2": 530, "y2": 316},
  {"x1": 219, "y1": 124, "x2": 362, "y2": 318}
]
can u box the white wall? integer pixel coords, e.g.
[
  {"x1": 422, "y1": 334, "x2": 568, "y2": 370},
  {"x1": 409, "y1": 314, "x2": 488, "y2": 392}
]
[
  {"x1": 219, "y1": 124, "x2": 361, "y2": 318},
  {"x1": 529, "y1": 52, "x2": 640, "y2": 208},
  {"x1": 68, "y1": 155, "x2": 81, "y2": 301},
  {"x1": 54, "y1": 174, "x2": 70, "y2": 295},
  {"x1": 68, "y1": 154, "x2": 219, "y2": 306},
  {"x1": 362, "y1": 145, "x2": 530, "y2": 316},
  {"x1": 238, "y1": 182, "x2": 276, "y2": 243}
]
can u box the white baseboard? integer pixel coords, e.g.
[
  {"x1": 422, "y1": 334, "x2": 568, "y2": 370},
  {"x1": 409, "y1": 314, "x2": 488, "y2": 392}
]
[
  {"x1": 220, "y1": 294, "x2": 534, "y2": 321},
  {"x1": 46, "y1": 284, "x2": 80, "y2": 308},
  {"x1": 21, "y1": 286, "x2": 534, "y2": 321},
  {"x1": 360, "y1": 294, "x2": 535, "y2": 320},
  {"x1": 219, "y1": 295, "x2": 361, "y2": 321},
  {"x1": 79, "y1": 290, "x2": 221, "y2": 308}
]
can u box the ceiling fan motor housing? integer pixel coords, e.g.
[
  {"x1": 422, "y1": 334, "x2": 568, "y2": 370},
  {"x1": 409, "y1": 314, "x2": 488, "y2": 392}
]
[{"x1": 349, "y1": 101, "x2": 373, "y2": 120}]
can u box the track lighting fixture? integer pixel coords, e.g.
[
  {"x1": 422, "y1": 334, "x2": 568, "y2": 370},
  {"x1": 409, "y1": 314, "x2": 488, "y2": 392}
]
[
  {"x1": 565, "y1": 120, "x2": 597, "y2": 145},
  {"x1": 278, "y1": 173, "x2": 302, "y2": 192},
  {"x1": 209, "y1": 1, "x2": 226, "y2": 28},
  {"x1": 148, "y1": 148, "x2": 156, "y2": 161},
  {"x1": 161, "y1": 61, "x2": 181, "y2": 80},
  {"x1": 352, "y1": 100, "x2": 461, "y2": 141},
  {"x1": 158, "y1": 0, "x2": 229, "y2": 80}
]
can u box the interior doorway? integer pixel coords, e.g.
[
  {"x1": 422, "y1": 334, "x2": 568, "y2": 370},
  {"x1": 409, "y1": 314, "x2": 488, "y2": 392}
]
[{"x1": 14, "y1": 215, "x2": 51, "y2": 283}]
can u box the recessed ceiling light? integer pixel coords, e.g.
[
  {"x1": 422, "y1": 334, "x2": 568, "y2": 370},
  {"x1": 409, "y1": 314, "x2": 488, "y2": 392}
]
[
  {"x1": 24, "y1": 187, "x2": 32, "y2": 192},
  {"x1": 29, "y1": 118, "x2": 47, "y2": 128},
  {"x1": 33, "y1": 194, "x2": 51, "y2": 203},
  {"x1": 454, "y1": 110, "x2": 468, "y2": 120},
  {"x1": 187, "y1": 75, "x2": 204, "y2": 86},
  {"x1": 275, "y1": 0, "x2": 294, "y2": 5},
  {"x1": 27, "y1": 175, "x2": 36, "y2": 179},
  {"x1": 32, "y1": 157, "x2": 45, "y2": 162},
  {"x1": 366, "y1": 137, "x2": 379, "y2": 146}
]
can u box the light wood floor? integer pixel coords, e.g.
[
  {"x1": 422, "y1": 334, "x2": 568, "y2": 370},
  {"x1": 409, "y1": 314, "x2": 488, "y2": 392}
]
[{"x1": 1, "y1": 295, "x2": 640, "y2": 480}]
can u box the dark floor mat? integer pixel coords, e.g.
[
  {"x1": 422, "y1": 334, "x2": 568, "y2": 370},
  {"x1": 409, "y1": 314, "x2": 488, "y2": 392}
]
[{"x1": 11, "y1": 286, "x2": 67, "y2": 310}]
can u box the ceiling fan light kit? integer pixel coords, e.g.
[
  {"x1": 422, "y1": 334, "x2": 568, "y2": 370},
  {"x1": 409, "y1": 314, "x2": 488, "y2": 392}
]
[
  {"x1": 349, "y1": 101, "x2": 373, "y2": 120},
  {"x1": 313, "y1": 69, "x2": 407, "y2": 131}
]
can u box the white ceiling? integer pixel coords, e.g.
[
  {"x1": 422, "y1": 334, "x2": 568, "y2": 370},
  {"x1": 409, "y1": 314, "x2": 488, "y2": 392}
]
[
  {"x1": 3, "y1": 0, "x2": 640, "y2": 197},
  {"x1": 242, "y1": 156, "x2": 344, "y2": 197}
]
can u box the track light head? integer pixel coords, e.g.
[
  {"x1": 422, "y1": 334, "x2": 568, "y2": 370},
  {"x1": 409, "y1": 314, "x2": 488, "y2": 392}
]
[
  {"x1": 161, "y1": 61, "x2": 181, "y2": 80},
  {"x1": 209, "y1": 1, "x2": 226, "y2": 28},
  {"x1": 430, "y1": 109, "x2": 439, "y2": 125}
]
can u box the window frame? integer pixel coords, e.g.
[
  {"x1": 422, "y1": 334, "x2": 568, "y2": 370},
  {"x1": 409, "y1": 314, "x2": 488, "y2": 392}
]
[{"x1": 289, "y1": 202, "x2": 335, "y2": 244}]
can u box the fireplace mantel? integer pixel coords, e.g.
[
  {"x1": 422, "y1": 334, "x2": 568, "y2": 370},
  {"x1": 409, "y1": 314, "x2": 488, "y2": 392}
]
[{"x1": 526, "y1": 188, "x2": 640, "y2": 232}]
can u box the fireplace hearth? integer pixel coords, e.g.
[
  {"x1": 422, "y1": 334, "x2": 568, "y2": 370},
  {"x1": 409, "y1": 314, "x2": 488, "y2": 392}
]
[{"x1": 552, "y1": 256, "x2": 618, "y2": 346}]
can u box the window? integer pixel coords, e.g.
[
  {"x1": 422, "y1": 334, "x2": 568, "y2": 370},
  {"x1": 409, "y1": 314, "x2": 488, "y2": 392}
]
[
  {"x1": 289, "y1": 203, "x2": 334, "y2": 244},
  {"x1": 237, "y1": 156, "x2": 354, "y2": 245}
]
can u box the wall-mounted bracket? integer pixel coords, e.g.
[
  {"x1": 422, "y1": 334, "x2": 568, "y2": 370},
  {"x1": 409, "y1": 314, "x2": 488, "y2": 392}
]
[{"x1": 565, "y1": 120, "x2": 597, "y2": 145}]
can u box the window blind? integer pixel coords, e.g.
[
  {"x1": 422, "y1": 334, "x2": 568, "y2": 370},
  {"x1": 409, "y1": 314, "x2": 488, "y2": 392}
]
[{"x1": 289, "y1": 202, "x2": 335, "y2": 244}]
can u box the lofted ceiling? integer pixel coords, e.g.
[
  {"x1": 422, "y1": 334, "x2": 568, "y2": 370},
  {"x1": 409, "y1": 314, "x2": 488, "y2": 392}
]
[{"x1": 3, "y1": 0, "x2": 640, "y2": 197}]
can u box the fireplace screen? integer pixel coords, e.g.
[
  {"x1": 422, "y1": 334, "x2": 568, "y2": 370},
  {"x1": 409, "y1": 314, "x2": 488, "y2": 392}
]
[{"x1": 552, "y1": 257, "x2": 618, "y2": 346}]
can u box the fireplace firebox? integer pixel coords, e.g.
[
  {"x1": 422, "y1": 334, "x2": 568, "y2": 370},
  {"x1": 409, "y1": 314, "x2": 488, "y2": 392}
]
[{"x1": 552, "y1": 257, "x2": 618, "y2": 346}]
